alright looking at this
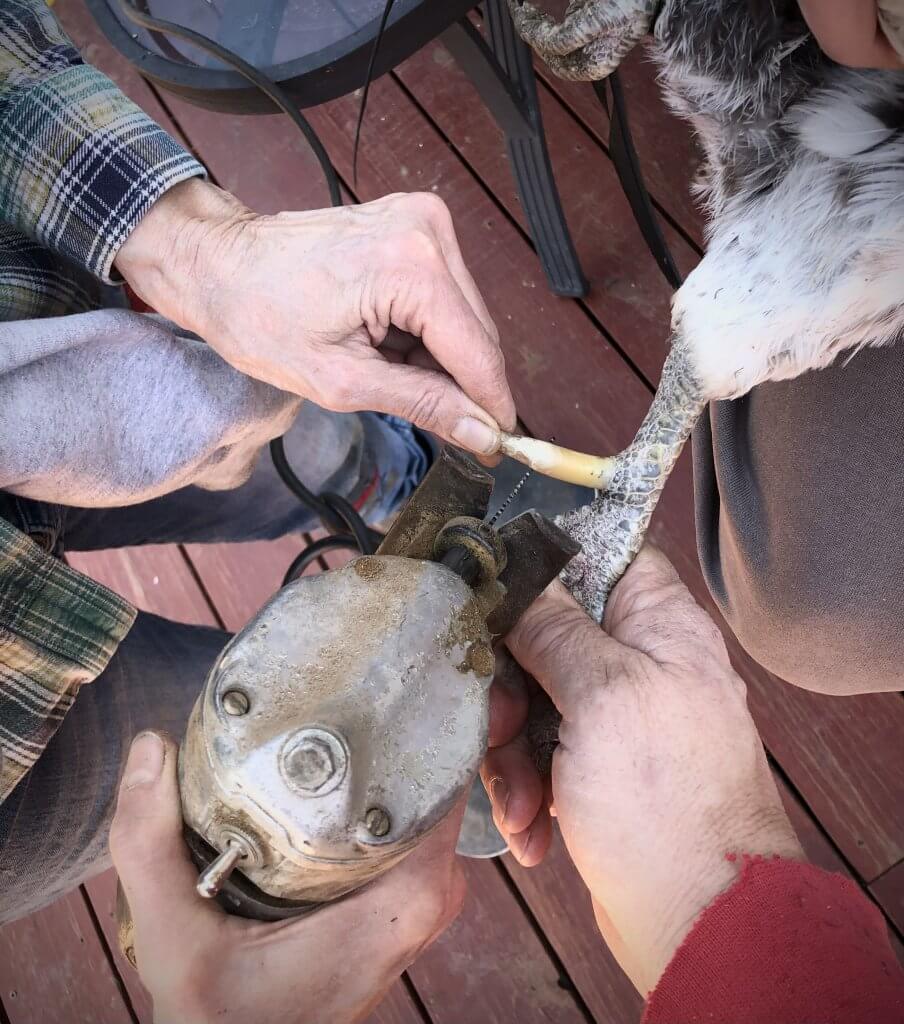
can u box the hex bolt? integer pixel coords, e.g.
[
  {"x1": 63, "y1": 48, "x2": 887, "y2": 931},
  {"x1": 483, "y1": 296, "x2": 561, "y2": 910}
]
[
  {"x1": 285, "y1": 737, "x2": 336, "y2": 791},
  {"x1": 221, "y1": 689, "x2": 250, "y2": 716},
  {"x1": 364, "y1": 806, "x2": 391, "y2": 838}
]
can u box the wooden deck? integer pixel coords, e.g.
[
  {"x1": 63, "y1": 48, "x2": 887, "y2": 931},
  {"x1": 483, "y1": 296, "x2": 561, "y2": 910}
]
[{"x1": 2, "y1": 3, "x2": 903, "y2": 1021}]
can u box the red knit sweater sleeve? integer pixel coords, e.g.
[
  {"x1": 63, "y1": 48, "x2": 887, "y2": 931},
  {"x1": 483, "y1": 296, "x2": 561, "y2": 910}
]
[{"x1": 642, "y1": 856, "x2": 904, "y2": 1024}]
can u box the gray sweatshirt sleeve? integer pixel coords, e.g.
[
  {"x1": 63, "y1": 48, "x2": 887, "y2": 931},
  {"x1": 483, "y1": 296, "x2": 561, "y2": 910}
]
[{"x1": 0, "y1": 309, "x2": 301, "y2": 507}]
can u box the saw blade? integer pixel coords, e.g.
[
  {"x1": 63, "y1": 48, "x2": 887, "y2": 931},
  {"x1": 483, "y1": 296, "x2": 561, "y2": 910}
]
[{"x1": 488, "y1": 468, "x2": 532, "y2": 526}]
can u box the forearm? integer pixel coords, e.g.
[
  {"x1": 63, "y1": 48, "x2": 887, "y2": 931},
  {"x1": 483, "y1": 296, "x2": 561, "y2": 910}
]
[
  {"x1": 643, "y1": 856, "x2": 904, "y2": 1023},
  {"x1": 0, "y1": 0, "x2": 204, "y2": 282}
]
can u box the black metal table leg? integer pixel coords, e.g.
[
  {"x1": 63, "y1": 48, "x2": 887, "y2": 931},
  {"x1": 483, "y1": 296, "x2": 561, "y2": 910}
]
[{"x1": 442, "y1": 4, "x2": 587, "y2": 297}]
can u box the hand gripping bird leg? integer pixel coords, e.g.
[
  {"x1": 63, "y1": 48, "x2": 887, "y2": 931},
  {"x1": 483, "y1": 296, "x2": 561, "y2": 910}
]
[{"x1": 514, "y1": 341, "x2": 706, "y2": 770}]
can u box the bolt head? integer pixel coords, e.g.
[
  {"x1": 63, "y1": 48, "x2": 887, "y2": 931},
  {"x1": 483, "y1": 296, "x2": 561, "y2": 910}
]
[
  {"x1": 364, "y1": 806, "x2": 391, "y2": 838},
  {"x1": 222, "y1": 689, "x2": 250, "y2": 716},
  {"x1": 284, "y1": 737, "x2": 336, "y2": 791}
]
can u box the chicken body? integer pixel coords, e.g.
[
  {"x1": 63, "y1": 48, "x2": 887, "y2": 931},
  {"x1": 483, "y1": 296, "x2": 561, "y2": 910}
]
[{"x1": 514, "y1": 0, "x2": 904, "y2": 619}]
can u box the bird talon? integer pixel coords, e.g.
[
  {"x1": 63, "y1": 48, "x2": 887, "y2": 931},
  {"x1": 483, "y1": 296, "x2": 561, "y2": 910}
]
[{"x1": 506, "y1": 0, "x2": 658, "y2": 80}]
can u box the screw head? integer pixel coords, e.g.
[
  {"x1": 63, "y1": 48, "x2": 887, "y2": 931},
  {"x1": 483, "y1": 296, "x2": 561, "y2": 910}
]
[
  {"x1": 364, "y1": 806, "x2": 391, "y2": 838},
  {"x1": 222, "y1": 689, "x2": 250, "y2": 716},
  {"x1": 285, "y1": 739, "x2": 335, "y2": 790}
]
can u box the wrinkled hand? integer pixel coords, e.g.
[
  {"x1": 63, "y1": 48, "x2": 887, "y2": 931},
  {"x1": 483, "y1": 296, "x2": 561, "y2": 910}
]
[
  {"x1": 482, "y1": 546, "x2": 803, "y2": 994},
  {"x1": 111, "y1": 732, "x2": 465, "y2": 1024},
  {"x1": 116, "y1": 181, "x2": 516, "y2": 455}
]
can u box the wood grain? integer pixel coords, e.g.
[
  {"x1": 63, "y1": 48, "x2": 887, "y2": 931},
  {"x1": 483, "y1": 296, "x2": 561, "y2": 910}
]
[
  {"x1": 82, "y1": 874, "x2": 154, "y2": 1024},
  {"x1": 531, "y1": 41, "x2": 707, "y2": 249},
  {"x1": 394, "y1": 35, "x2": 699, "y2": 386},
  {"x1": 407, "y1": 858, "x2": 590, "y2": 1023},
  {"x1": 871, "y1": 860, "x2": 904, "y2": 940},
  {"x1": 68, "y1": 546, "x2": 219, "y2": 627},
  {"x1": 26, "y1": 11, "x2": 903, "y2": 1024},
  {"x1": 0, "y1": 890, "x2": 135, "y2": 1024}
]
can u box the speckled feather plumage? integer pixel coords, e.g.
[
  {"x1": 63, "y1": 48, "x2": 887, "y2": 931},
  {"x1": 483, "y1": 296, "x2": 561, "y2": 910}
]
[{"x1": 511, "y1": 0, "x2": 904, "y2": 622}]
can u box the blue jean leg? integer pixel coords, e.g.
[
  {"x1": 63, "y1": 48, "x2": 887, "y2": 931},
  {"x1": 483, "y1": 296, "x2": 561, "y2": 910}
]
[
  {"x1": 0, "y1": 405, "x2": 431, "y2": 923},
  {"x1": 61, "y1": 403, "x2": 430, "y2": 551}
]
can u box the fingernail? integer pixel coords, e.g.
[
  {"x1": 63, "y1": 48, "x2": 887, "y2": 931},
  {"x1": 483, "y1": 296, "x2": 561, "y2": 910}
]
[
  {"x1": 490, "y1": 777, "x2": 510, "y2": 827},
  {"x1": 123, "y1": 731, "x2": 165, "y2": 790},
  {"x1": 451, "y1": 417, "x2": 500, "y2": 455}
]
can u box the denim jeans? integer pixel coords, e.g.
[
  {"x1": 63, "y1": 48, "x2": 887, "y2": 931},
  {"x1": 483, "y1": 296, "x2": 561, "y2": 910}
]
[{"x1": 0, "y1": 403, "x2": 429, "y2": 923}]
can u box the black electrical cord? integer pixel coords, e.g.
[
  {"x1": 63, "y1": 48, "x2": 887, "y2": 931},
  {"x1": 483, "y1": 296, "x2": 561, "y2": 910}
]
[
  {"x1": 115, "y1": 0, "x2": 381, "y2": 584},
  {"x1": 282, "y1": 534, "x2": 361, "y2": 583}
]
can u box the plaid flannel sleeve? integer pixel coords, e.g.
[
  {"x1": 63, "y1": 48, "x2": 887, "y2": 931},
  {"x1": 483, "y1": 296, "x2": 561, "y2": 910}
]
[
  {"x1": 0, "y1": 516, "x2": 136, "y2": 804},
  {"x1": 0, "y1": 0, "x2": 205, "y2": 284}
]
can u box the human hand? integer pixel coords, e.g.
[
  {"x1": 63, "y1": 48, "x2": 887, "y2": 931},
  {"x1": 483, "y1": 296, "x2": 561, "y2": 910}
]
[
  {"x1": 799, "y1": 0, "x2": 904, "y2": 68},
  {"x1": 481, "y1": 546, "x2": 803, "y2": 994},
  {"x1": 115, "y1": 181, "x2": 516, "y2": 455},
  {"x1": 111, "y1": 731, "x2": 465, "y2": 1024}
]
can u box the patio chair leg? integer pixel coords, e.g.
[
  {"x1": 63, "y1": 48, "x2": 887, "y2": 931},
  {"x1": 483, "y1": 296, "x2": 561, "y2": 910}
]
[{"x1": 442, "y1": 6, "x2": 588, "y2": 298}]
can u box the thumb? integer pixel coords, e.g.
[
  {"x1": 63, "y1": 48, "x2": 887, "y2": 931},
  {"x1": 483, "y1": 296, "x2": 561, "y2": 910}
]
[
  {"x1": 110, "y1": 732, "x2": 219, "y2": 951},
  {"x1": 604, "y1": 545, "x2": 731, "y2": 669},
  {"x1": 505, "y1": 580, "x2": 628, "y2": 718},
  {"x1": 348, "y1": 358, "x2": 504, "y2": 457}
]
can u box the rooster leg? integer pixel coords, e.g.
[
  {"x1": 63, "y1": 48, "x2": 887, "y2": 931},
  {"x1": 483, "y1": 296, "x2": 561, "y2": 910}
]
[
  {"x1": 558, "y1": 339, "x2": 706, "y2": 621},
  {"x1": 527, "y1": 340, "x2": 705, "y2": 770},
  {"x1": 505, "y1": 0, "x2": 657, "y2": 80}
]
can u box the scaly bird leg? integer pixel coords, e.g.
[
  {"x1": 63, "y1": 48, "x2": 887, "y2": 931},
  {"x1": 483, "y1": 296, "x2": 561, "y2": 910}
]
[
  {"x1": 499, "y1": 340, "x2": 704, "y2": 620},
  {"x1": 558, "y1": 340, "x2": 705, "y2": 621},
  {"x1": 506, "y1": 0, "x2": 658, "y2": 80},
  {"x1": 510, "y1": 340, "x2": 707, "y2": 768}
]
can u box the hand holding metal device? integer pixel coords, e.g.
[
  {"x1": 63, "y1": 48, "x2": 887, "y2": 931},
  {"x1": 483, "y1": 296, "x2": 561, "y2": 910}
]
[{"x1": 118, "y1": 448, "x2": 578, "y2": 963}]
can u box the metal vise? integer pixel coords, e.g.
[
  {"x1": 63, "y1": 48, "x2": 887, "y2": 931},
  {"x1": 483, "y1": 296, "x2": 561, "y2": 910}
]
[{"x1": 119, "y1": 449, "x2": 579, "y2": 960}]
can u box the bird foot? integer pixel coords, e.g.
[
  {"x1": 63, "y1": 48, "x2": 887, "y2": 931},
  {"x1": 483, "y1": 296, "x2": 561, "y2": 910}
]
[{"x1": 506, "y1": 0, "x2": 658, "y2": 80}]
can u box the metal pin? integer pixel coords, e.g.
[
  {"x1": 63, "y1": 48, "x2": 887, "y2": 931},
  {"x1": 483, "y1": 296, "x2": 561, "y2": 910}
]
[{"x1": 196, "y1": 841, "x2": 244, "y2": 899}]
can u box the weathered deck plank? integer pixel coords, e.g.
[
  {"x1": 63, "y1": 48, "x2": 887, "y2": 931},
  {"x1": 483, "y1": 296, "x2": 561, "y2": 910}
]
[
  {"x1": 394, "y1": 35, "x2": 697, "y2": 386},
  {"x1": 0, "y1": 889, "x2": 135, "y2": 1024},
  {"x1": 531, "y1": 42, "x2": 707, "y2": 249},
  {"x1": 872, "y1": 860, "x2": 904, "y2": 939}
]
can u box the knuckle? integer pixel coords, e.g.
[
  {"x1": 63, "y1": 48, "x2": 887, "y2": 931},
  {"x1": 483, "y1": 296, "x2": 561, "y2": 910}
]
[
  {"x1": 403, "y1": 381, "x2": 446, "y2": 428},
  {"x1": 385, "y1": 228, "x2": 442, "y2": 272},
  {"x1": 517, "y1": 604, "x2": 592, "y2": 669},
  {"x1": 473, "y1": 335, "x2": 507, "y2": 378},
  {"x1": 410, "y1": 190, "x2": 452, "y2": 224}
]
